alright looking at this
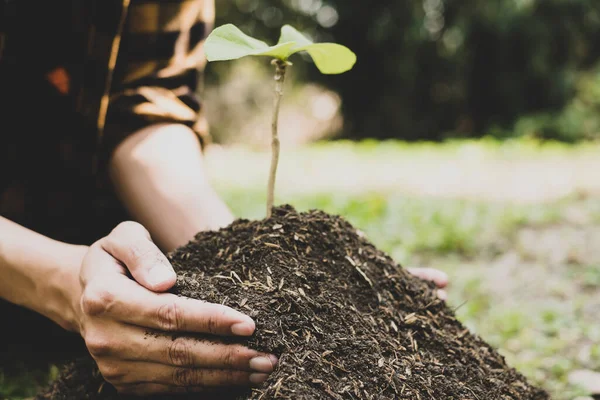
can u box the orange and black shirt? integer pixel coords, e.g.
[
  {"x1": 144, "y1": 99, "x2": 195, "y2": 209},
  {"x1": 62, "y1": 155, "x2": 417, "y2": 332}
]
[{"x1": 0, "y1": 0, "x2": 214, "y2": 244}]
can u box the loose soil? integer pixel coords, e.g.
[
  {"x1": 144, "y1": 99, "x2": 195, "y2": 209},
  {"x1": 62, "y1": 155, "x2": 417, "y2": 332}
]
[{"x1": 38, "y1": 206, "x2": 548, "y2": 399}]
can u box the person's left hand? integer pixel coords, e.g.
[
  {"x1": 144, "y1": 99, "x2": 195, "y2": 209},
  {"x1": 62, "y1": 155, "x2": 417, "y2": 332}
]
[{"x1": 407, "y1": 268, "x2": 449, "y2": 300}]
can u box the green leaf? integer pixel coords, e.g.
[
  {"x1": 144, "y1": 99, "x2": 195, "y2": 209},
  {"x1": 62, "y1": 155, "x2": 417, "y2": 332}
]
[
  {"x1": 277, "y1": 24, "x2": 313, "y2": 48},
  {"x1": 205, "y1": 24, "x2": 297, "y2": 61},
  {"x1": 293, "y1": 43, "x2": 357, "y2": 74},
  {"x1": 205, "y1": 24, "x2": 357, "y2": 75},
  {"x1": 277, "y1": 25, "x2": 357, "y2": 74}
]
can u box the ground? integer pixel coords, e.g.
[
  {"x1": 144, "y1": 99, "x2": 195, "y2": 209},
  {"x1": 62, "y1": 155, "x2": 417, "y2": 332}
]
[{"x1": 2, "y1": 138, "x2": 599, "y2": 399}]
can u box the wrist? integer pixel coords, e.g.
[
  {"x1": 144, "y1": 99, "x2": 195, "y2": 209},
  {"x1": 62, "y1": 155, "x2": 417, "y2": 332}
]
[
  {"x1": 45, "y1": 244, "x2": 88, "y2": 333},
  {"x1": 0, "y1": 218, "x2": 88, "y2": 333}
]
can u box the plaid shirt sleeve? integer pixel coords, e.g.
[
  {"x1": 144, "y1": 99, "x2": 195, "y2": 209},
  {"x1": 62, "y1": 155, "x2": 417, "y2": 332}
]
[{"x1": 79, "y1": 0, "x2": 214, "y2": 165}]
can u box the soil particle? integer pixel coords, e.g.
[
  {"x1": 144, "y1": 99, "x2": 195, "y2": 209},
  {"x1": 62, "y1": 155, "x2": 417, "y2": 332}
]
[{"x1": 38, "y1": 205, "x2": 548, "y2": 399}]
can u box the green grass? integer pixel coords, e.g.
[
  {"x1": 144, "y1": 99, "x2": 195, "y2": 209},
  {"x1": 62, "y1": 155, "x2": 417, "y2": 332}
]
[
  {"x1": 219, "y1": 189, "x2": 567, "y2": 260},
  {"x1": 0, "y1": 364, "x2": 58, "y2": 399},
  {"x1": 3, "y1": 138, "x2": 600, "y2": 399}
]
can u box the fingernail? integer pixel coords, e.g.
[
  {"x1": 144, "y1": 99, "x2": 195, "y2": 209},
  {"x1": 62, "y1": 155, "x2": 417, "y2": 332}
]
[
  {"x1": 249, "y1": 356, "x2": 275, "y2": 373},
  {"x1": 438, "y1": 271, "x2": 449, "y2": 286},
  {"x1": 249, "y1": 373, "x2": 269, "y2": 385},
  {"x1": 149, "y1": 266, "x2": 176, "y2": 287},
  {"x1": 231, "y1": 317, "x2": 255, "y2": 336},
  {"x1": 267, "y1": 354, "x2": 279, "y2": 367},
  {"x1": 437, "y1": 289, "x2": 448, "y2": 301}
]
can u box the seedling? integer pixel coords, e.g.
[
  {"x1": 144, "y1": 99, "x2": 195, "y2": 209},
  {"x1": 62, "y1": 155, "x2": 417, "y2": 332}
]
[{"x1": 205, "y1": 24, "x2": 356, "y2": 217}]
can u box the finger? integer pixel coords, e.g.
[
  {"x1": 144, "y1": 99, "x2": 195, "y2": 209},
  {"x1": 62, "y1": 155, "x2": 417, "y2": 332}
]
[
  {"x1": 103, "y1": 221, "x2": 176, "y2": 292},
  {"x1": 80, "y1": 276, "x2": 255, "y2": 336},
  {"x1": 437, "y1": 289, "x2": 448, "y2": 301},
  {"x1": 140, "y1": 334, "x2": 278, "y2": 372},
  {"x1": 407, "y1": 267, "x2": 449, "y2": 288},
  {"x1": 90, "y1": 324, "x2": 277, "y2": 372},
  {"x1": 113, "y1": 362, "x2": 269, "y2": 387},
  {"x1": 80, "y1": 242, "x2": 128, "y2": 285}
]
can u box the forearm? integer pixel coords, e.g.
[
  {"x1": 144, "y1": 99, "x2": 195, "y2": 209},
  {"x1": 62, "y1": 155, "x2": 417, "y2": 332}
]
[
  {"x1": 109, "y1": 123, "x2": 234, "y2": 253},
  {"x1": 0, "y1": 217, "x2": 86, "y2": 332}
]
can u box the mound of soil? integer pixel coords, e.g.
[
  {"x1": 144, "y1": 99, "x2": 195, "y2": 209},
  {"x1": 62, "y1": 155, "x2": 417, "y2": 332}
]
[{"x1": 38, "y1": 206, "x2": 548, "y2": 399}]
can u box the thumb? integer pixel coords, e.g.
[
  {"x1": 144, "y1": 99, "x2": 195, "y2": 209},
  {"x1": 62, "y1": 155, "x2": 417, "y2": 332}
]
[{"x1": 102, "y1": 222, "x2": 177, "y2": 292}]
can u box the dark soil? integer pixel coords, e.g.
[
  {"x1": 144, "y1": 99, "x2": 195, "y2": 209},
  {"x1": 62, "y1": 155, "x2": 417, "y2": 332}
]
[{"x1": 38, "y1": 205, "x2": 549, "y2": 399}]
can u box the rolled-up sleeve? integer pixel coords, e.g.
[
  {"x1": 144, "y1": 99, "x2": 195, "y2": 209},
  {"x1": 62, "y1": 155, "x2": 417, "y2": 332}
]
[{"x1": 101, "y1": 0, "x2": 214, "y2": 158}]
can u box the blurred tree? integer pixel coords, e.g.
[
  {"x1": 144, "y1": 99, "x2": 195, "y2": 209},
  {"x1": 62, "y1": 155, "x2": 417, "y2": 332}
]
[{"x1": 209, "y1": 0, "x2": 600, "y2": 141}]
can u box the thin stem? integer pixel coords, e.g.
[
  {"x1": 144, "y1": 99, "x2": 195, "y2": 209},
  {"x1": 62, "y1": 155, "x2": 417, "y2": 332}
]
[{"x1": 267, "y1": 59, "x2": 290, "y2": 218}]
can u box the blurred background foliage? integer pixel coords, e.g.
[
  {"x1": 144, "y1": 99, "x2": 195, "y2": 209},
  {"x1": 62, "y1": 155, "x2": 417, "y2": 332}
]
[{"x1": 204, "y1": 0, "x2": 600, "y2": 144}]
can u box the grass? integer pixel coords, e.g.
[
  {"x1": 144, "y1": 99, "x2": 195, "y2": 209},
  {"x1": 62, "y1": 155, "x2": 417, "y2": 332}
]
[
  {"x1": 0, "y1": 365, "x2": 58, "y2": 400},
  {"x1": 219, "y1": 189, "x2": 567, "y2": 259},
  {"x1": 2, "y1": 138, "x2": 600, "y2": 399}
]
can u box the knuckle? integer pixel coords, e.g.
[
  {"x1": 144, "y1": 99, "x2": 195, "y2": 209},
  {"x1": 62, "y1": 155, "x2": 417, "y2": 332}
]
[
  {"x1": 220, "y1": 369, "x2": 242, "y2": 384},
  {"x1": 204, "y1": 313, "x2": 220, "y2": 334},
  {"x1": 85, "y1": 333, "x2": 113, "y2": 357},
  {"x1": 81, "y1": 285, "x2": 116, "y2": 317},
  {"x1": 173, "y1": 368, "x2": 201, "y2": 387},
  {"x1": 157, "y1": 301, "x2": 184, "y2": 331},
  {"x1": 167, "y1": 338, "x2": 194, "y2": 367},
  {"x1": 221, "y1": 345, "x2": 240, "y2": 369},
  {"x1": 98, "y1": 362, "x2": 125, "y2": 384}
]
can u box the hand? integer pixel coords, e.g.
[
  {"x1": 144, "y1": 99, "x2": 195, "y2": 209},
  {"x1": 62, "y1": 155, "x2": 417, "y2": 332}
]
[
  {"x1": 407, "y1": 268, "x2": 449, "y2": 300},
  {"x1": 74, "y1": 222, "x2": 277, "y2": 395}
]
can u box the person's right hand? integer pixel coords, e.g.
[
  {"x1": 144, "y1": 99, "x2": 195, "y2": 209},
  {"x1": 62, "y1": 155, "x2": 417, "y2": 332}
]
[{"x1": 73, "y1": 222, "x2": 277, "y2": 395}]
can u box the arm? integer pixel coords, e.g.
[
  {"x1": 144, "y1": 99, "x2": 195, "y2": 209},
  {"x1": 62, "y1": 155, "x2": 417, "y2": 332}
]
[
  {"x1": 0, "y1": 216, "x2": 85, "y2": 332},
  {"x1": 109, "y1": 123, "x2": 234, "y2": 252}
]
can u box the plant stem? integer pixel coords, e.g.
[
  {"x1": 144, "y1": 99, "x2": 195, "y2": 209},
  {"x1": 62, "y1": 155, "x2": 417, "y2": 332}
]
[{"x1": 267, "y1": 59, "x2": 289, "y2": 218}]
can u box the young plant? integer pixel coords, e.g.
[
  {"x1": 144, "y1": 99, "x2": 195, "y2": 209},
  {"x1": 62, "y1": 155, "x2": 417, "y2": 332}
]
[{"x1": 205, "y1": 24, "x2": 356, "y2": 217}]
